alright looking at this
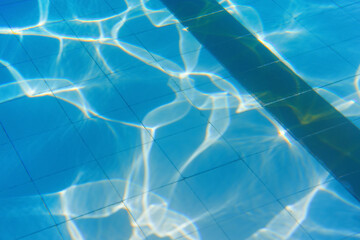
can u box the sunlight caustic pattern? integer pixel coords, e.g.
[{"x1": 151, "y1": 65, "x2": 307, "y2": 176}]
[{"x1": 0, "y1": 0, "x2": 360, "y2": 239}]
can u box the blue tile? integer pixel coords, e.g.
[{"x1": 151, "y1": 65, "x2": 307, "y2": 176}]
[
  {"x1": 297, "y1": 8, "x2": 360, "y2": 45},
  {"x1": 244, "y1": 140, "x2": 332, "y2": 199},
  {"x1": 0, "y1": 143, "x2": 30, "y2": 190},
  {"x1": 131, "y1": 93, "x2": 207, "y2": 139},
  {"x1": 176, "y1": 222, "x2": 229, "y2": 240},
  {"x1": 0, "y1": 61, "x2": 50, "y2": 104},
  {"x1": 0, "y1": 0, "x2": 62, "y2": 28},
  {"x1": 53, "y1": 76, "x2": 127, "y2": 122},
  {"x1": 84, "y1": 36, "x2": 154, "y2": 75},
  {"x1": 108, "y1": 64, "x2": 179, "y2": 106},
  {"x1": 20, "y1": 227, "x2": 63, "y2": 240},
  {"x1": 0, "y1": 124, "x2": 9, "y2": 145},
  {"x1": 186, "y1": 160, "x2": 276, "y2": 222},
  {"x1": 181, "y1": 76, "x2": 254, "y2": 121},
  {"x1": 158, "y1": 47, "x2": 231, "y2": 79},
  {"x1": 125, "y1": 181, "x2": 216, "y2": 239},
  {"x1": 99, "y1": 142, "x2": 181, "y2": 199},
  {"x1": 315, "y1": 76, "x2": 360, "y2": 122},
  {"x1": 342, "y1": 2, "x2": 360, "y2": 22},
  {"x1": 221, "y1": 0, "x2": 292, "y2": 34},
  {"x1": 104, "y1": 0, "x2": 128, "y2": 11},
  {"x1": 273, "y1": 0, "x2": 338, "y2": 18},
  {"x1": 120, "y1": 3, "x2": 174, "y2": 35},
  {"x1": 50, "y1": 0, "x2": 113, "y2": 20},
  {"x1": 331, "y1": 37, "x2": 360, "y2": 68},
  {"x1": 35, "y1": 161, "x2": 121, "y2": 224},
  {"x1": 215, "y1": 108, "x2": 279, "y2": 158},
  {"x1": 0, "y1": 34, "x2": 30, "y2": 65},
  {"x1": 218, "y1": 201, "x2": 312, "y2": 240},
  {"x1": 66, "y1": 15, "x2": 133, "y2": 40},
  {"x1": 19, "y1": 21, "x2": 82, "y2": 59},
  {"x1": 0, "y1": 94, "x2": 70, "y2": 140},
  {"x1": 280, "y1": 180, "x2": 360, "y2": 240},
  {"x1": 14, "y1": 124, "x2": 94, "y2": 179},
  {"x1": 0, "y1": 182, "x2": 55, "y2": 239},
  {"x1": 33, "y1": 47, "x2": 105, "y2": 84},
  {"x1": 263, "y1": 22, "x2": 326, "y2": 59},
  {"x1": 0, "y1": 0, "x2": 30, "y2": 6},
  {"x1": 333, "y1": 0, "x2": 360, "y2": 7},
  {"x1": 136, "y1": 23, "x2": 200, "y2": 60},
  {"x1": 58, "y1": 202, "x2": 144, "y2": 240},
  {"x1": 285, "y1": 47, "x2": 357, "y2": 87},
  {"x1": 157, "y1": 124, "x2": 239, "y2": 177},
  {"x1": 75, "y1": 107, "x2": 151, "y2": 158}
]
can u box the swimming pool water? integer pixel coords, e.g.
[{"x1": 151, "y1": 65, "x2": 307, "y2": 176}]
[{"x1": 0, "y1": 0, "x2": 359, "y2": 239}]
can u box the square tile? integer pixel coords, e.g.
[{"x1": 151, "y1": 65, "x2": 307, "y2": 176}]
[
  {"x1": 244, "y1": 140, "x2": 333, "y2": 199},
  {"x1": 280, "y1": 180, "x2": 360, "y2": 240},
  {"x1": 263, "y1": 22, "x2": 326, "y2": 59},
  {"x1": 0, "y1": 0, "x2": 62, "y2": 28},
  {"x1": 0, "y1": 61, "x2": 48, "y2": 93},
  {"x1": 84, "y1": 36, "x2": 154, "y2": 75},
  {"x1": 221, "y1": 0, "x2": 292, "y2": 34},
  {"x1": 158, "y1": 48, "x2": 230, "y2": 79},
  {"x1": 66, "y1": 14, "x2": 133, "y2": 39},
  {"x1": 315, "y1": 76, "x2": 360, "y2": 122},
  {"x1": 215, "y1": 108, "x2": 280, "y2": 159},
  {"x1": 0, "y1": 94, "x2": 70, "y2": 140},
  {"x1": 297, "y1": 8, "x2": 360, "y2": 45},
  {"x1": 136, "y1": 23, "x2": 200, "y2": 61},
  {"x1": 33, "y1": 47, "x2": 105, "y2": 84},
  {"x1": 0, "y1": 34, "x2": 30, "y2": 65},
  {"x1": 157, "y1": 124, "x2": 239, "y2": 177},
  {"x1": 53, "y1": 76, "x2": 127, "y2": 122},
  {"x1": 0, "y1": 182, "x2": 55, "y2": 239},
  {"x1": 274, "y1": 0, "x2": 338, "y2": 18},
  {"x1": 0, "y1": 0, "x2": 33, "y2": 6},
  {"x1": 0, "y1": 124, "x2": 9, "y2": 145},
  {"x1": 75, "y1": 107, "x2": 151, "y2": 158},
  {"x1": 125, "y1": 181, "x2": 216, "y2": 239},
  {"x1": 176, "y1": 222, "x2": 229, "y2": 240},
  {"x1": 98, "y1": 142, "x2": 181, "y2": 199},
  {"x1": 58, "y1": 202, "x2": 144, "y2": 240},
  {"x1": 35, "y1": 161, "x2": 121, "y2": 224},
  {"x1": 108, "y1": 63, "x2": 178, "y2": 106},
  {"x1": 20, "y1": 227, "x2": 63, "y2": 240},
  {"x1": 331, "y1": 36, "x2": 360, "y2": 68},
  {"x1": 0, "y1": 143, "x2": 30, "y2": 191},
  {"x1": 333, "y1": 0, "x2": 360, "y2": 7},
  {"x1": 131, "y1": 93, "x2": 207, "y2": 140},
  {"x1": 181, "y1": 76, "x2": 258, "y2": 121},
  {"x1": 120, "y1": 3, "x2": 175, "y2": 35},
  {"x1": 19, "y1": 21, "x2": 82, "y2": 59},
  {"x1": 14, "y1": 124, "x2": 94, "y2": 179},
  {"x1": 186, "y1": 160, "x2": 276, "y2": 222},
  {"x1": 218, "y1": 201, "x2": 312, "y2": 240},
  {"x1": 342, "y1": 2, "x2": 360, "y2": 22},
  {"x1": 50, "y1": 0, "x2": 113, "y2": 20},
  {"x1": 285, "y1": 47, "x2": 357, "y2": 87},
  {"x1": 104, "y1": 0, "x2": 129, "y2": 10}
]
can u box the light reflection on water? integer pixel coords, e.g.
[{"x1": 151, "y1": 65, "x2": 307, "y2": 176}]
[{"x1": 0, "y1": 0, "x2": 359, "y2": 239}]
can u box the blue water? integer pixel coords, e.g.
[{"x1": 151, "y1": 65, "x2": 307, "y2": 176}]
[{"x1": 0, "y1": 0, "x2": 359, "y2": 239}]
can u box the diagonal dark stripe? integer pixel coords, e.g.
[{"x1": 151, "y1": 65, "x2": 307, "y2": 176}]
[{"x1": 161, "y1": 0, "x2": 360, "y2": 201}]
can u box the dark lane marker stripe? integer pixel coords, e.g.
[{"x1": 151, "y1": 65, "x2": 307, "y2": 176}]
[{"x1": 161, "y1": 0, "x2": 360, "y2": 201}]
